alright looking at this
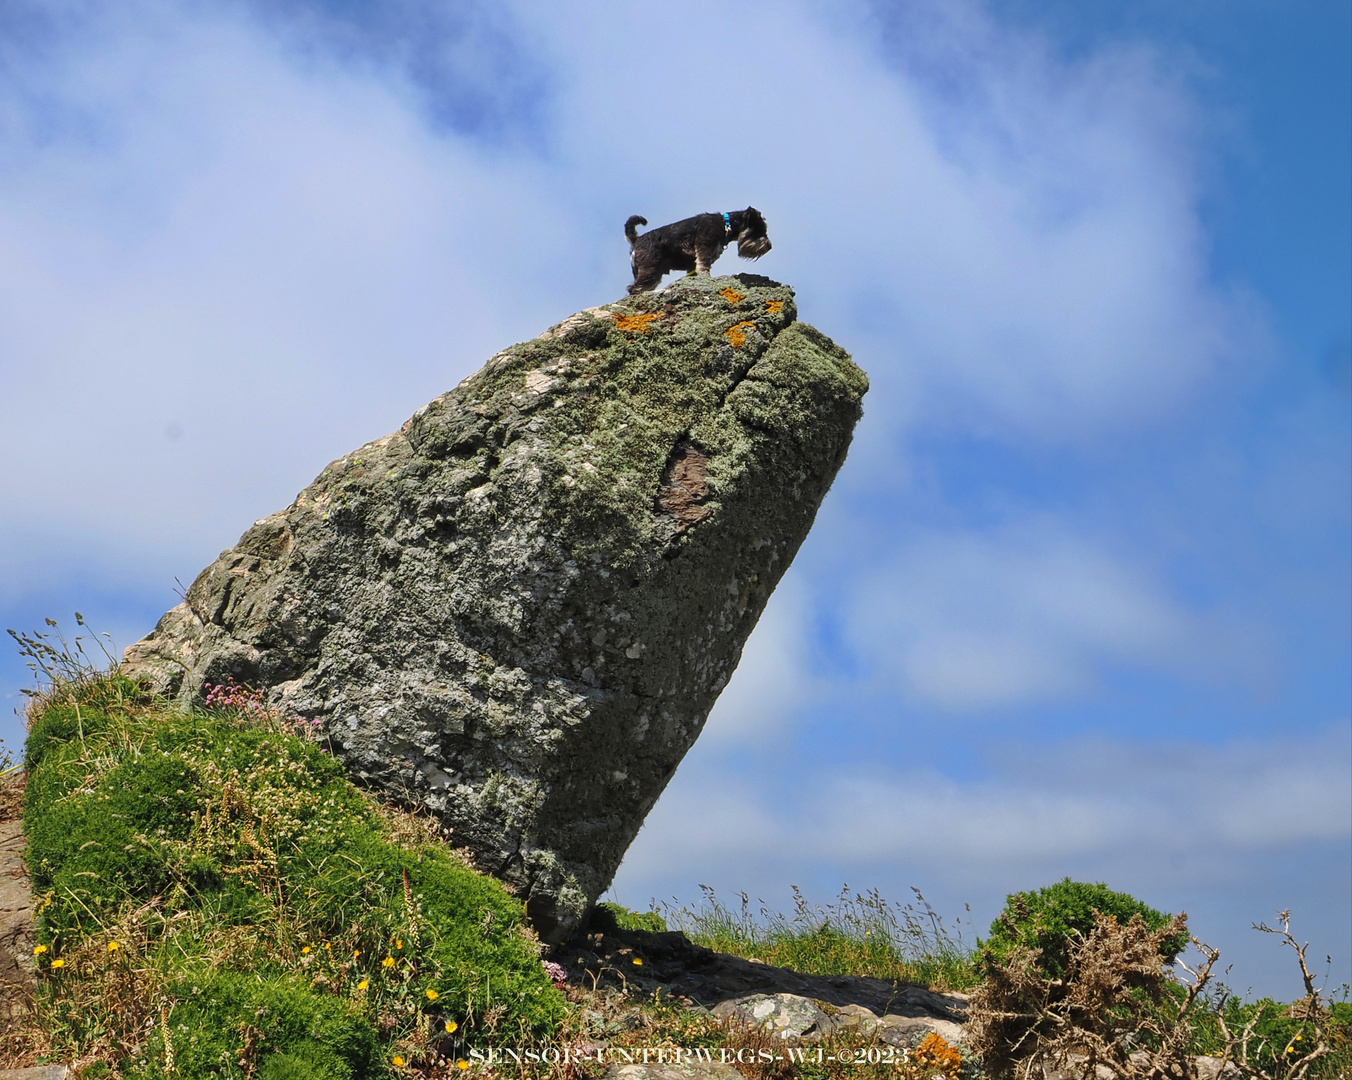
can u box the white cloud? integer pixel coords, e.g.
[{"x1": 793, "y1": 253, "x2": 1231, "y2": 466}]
[
  {"x1": 616, "y1": 722, "x2": 1352, "y2": 889},
  {"x1": 0, "y1": 3, "x2": 572, "y2": 571},
  {"x1": 846, "y1": 522, "x2": 1212, "y2": 709}
]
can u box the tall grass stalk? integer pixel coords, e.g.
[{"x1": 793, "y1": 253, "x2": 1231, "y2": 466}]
[{"x1": 661, "y1": 884, "x2": 978, "y2": 991}]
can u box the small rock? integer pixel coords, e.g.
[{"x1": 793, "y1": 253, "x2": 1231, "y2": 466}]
[
  {"x1": 876, "y1": 1014, "x2": 966, "y2": 1048},
  {"x1": 1195, "y1": 1055, "x2": 1244, "y2": 1080},
  {"x1": 604, "y1": 1061, "x2": 741, "y2": 1080},
  {"x1": 712, "y1": 992, "x2": 833, "y2": 1040},
  {"x1": 822, "y1": 1002, "x2": 882, "y2": 1038}
]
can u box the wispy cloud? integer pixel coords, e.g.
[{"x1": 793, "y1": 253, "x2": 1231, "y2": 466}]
[
  {"x1": 618, "y1": 722, "x2": 1352, "y2": 885},
  {"x1": 845, "y1": 522, "x2": 1233, "y2": 710}
]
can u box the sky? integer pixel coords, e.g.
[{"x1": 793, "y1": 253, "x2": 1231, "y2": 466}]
[{"x1": 1, "y1": 0, "x2": 1347, "y2": 999}]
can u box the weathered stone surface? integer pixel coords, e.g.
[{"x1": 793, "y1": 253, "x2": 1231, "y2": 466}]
[
  {"x1": 712, "y1": 992, "x2": 833, "y2": 1040},
  {"x1": 122, "y1": 275, "x2": 867, "y2": 941},
  {"x1": 1, "y1": 773, "x2": 37, "y2": 1027}
]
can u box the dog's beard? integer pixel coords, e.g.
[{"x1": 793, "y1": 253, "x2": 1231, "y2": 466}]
[{"x1": 737, "y1": 235, "x2": 772, "y2": 260}]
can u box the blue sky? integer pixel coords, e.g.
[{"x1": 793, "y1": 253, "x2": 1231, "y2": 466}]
[{"x1": 1, "y1": 0, "x2": 1347, "y2": 998}]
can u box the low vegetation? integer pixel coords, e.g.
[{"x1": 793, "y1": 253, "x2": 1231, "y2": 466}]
[{"x1": 660, "y1": 883, "x2": 978, "y2": 992}]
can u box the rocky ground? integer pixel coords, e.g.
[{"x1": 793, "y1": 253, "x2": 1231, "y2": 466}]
[{"x1": 555, "y1": 920, "x2": 967, "y2": 1049}]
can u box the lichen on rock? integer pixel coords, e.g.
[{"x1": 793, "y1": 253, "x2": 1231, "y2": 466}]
[{"x1": 122, "y1": 274, "x2": 868, "y2": 941}]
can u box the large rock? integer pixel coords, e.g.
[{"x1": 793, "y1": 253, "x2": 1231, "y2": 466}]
[{"x1": 122, "y1": 274, "x2": 867, "y2": 940}]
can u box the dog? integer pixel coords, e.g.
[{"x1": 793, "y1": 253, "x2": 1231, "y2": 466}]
[{"x1": 624, "y1": 207, "x2": 771, "y2": 294}]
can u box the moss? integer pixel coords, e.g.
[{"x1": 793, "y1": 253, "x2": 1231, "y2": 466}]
[
  {"x1": 133, "y1": 971, "x2": 380, "y2": 1079},
  {"x1": 398, "y1": 275, "x2": 813, "y2": 575}
]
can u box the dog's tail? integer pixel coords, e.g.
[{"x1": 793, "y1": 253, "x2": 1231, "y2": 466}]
[{"x1": 624, "y1": 215, "x2": 647, "y2": 246}]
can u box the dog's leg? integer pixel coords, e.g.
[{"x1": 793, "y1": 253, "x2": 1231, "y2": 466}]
[
  {"x1": 693, "y1": 241, "x2": 724, "y2": 275},
  {"x1": 628, "y1": 264, "x2": 664, "y2": 294}
]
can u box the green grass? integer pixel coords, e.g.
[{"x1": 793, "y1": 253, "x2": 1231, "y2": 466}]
[
  {"x1": 12, "y1": 670, "x2": 564, "y2": 1076},
  {"x1": 658, "y1": 884, "x2": 980, "y2": 992}
]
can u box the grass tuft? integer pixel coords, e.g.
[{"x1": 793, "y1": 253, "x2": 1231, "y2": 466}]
[{"x1": 660, "y1": 884, "x2": 979, "y2": 991}]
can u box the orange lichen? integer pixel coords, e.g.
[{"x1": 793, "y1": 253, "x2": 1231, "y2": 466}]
[
  {"x1": 911, "y1": 1032, "x2": 962, "y2": 1077},
  {"x1": 613, "y1": 312, "x2": 660, "y2": 334},
  {"x1": 765, "y1": 300, "x2": 784, "y2": 313},
  {"x1": 723, "y1": 320, "x2": 756, "y2": 347},
  {"x1": 720, "y1": 287, "x2": 746, "y2": 304}
]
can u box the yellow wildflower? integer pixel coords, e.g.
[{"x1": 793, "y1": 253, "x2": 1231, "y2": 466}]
[
  {"x1": 108, "y1": 941, "x2": 120, "y2": 952},
  {"x1": 392, "y1": 1056, "x2": 405, "y2": 1067},
  {"x1": 445, "y1": 1020, "x2": 458, "y2": 1033},
  {"x1": 632, "y1": 958, "x2": 643, "y2": 966},
  {"x1": 50, "y1": 959, "x2": 64, "y2": 969},
  {"x1": 426, "y1": 988, "x2": 439, "y2": 1001},
  {"x1": 301, "y1": 946, "x2": 311, "y2": 954},
  {"x1": 396, "y1": 938, "x2": 403, "y2": 950},
  {"x1": 382, "y1": 955, "x2": 396, "y2": 968},
  {"x1": 33, "y1": 944, "x2": 47, "y2": 955},
  {"x1": 357, "y1": 979, "x2": 369, "y2": 990},
  {"x1": 457, "y1": 1062, "x2": 470, "y2": 1071}
]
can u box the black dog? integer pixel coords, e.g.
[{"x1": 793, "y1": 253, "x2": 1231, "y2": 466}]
[{"x1": 624, "y1": 208, "x2": 771, "y2": 294}]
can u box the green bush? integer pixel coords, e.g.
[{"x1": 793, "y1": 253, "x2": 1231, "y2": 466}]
[
  {"x1": 590, "y1": 901, "x2": 668, "y2": 934},
  {"x1": 979, "y1": 877, "x2": 1186, "y2": 979},
  {"x1": 21, "y1": 675, "x2": 565, "y2": 1075}
]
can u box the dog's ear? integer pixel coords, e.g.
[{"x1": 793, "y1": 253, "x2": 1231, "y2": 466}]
[{"x1": 745, "y1": 206, "x2": 758, "y2": 217}]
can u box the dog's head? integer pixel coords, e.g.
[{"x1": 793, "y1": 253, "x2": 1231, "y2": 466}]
[{"x1": 735, "y1": 206, "x2": 772, "y2": 259}]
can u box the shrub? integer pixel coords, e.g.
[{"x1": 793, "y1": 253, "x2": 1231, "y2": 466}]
[
  {"x1": 968, "y1": 907, "x2": 1349, "y2": 1080},
  {"x1": 590, "y1": 901, "x2": 667, "y2": 934},
  {"x1": 978, "y1": 877, "x2": 1186, "y2": 980}
]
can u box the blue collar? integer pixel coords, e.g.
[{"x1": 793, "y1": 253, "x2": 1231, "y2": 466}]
[{"x1": 723, "y1": 212, "x2": 732, "y2": 238}]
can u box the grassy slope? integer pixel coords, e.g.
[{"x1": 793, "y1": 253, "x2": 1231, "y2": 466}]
[{"x1": 13, "y1": 674, "x2": 563, "y2": 1077}]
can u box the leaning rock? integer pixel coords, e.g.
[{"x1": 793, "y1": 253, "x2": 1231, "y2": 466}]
[{"x1": 123, "y1": 275, "x2": 867, "y2": 941}]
